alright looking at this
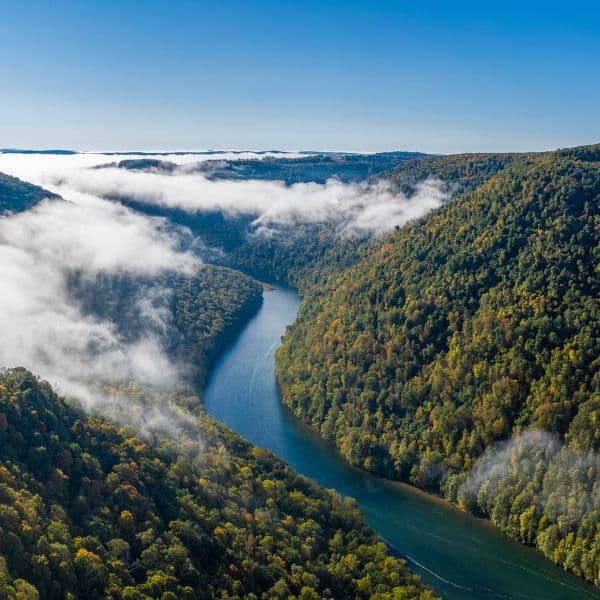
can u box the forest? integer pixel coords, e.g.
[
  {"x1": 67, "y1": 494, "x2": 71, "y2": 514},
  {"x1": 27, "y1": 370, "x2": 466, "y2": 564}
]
[
  {"x1": 0, "y1": 368, "x2": 435, "y2": 599},
  {"x1": 276, "y1": 144, "x2": 600, "y2": 585},
  {"x1": 1, "y1": 143, "x2": 599, "y2": 594},
  {"x1": 0, "y1": 172, "x2": 59, "y2": 215}
]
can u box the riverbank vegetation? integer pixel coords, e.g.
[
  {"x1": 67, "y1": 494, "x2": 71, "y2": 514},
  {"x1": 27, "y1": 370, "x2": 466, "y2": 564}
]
[
  {"x1": 276, "y1": 145, "x2": 600, "y2": 585},
  {"x1": 172, "y1": 265, "x2": 264, "y2": 387}
]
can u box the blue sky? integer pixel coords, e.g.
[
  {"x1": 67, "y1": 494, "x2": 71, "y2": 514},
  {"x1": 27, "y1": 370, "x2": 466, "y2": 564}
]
[{"x1": 1, "y1": 0, "x2": 599, "y2": 153}]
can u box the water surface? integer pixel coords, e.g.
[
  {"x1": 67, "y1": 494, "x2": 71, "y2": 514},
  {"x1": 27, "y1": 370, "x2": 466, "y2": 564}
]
[{"x1": 204, "y1": 287, "x2": 599, "y2": 600}]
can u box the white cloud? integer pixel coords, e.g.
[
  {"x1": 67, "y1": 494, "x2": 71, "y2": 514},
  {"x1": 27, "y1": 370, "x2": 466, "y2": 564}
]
[
  {"x1": 0, "y1": 152, "x2": 447, "y2": 237},
  {"x1": 0, "y1": 151, "x2": 446, "y2": 427},
  {"x1": 0, "y1": 150, "x2": 447, "y2": 444},
  {"x1": 0, "y1": 192, "x2": 198, "y2": 393}
]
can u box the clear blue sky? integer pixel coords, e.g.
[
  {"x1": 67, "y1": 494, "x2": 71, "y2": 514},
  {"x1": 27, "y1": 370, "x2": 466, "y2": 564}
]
[{"x1": 1, "y1": 0, "x2": 599, "y2": 153}]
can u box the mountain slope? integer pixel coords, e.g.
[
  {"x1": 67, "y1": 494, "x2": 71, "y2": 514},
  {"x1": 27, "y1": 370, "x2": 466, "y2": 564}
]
[
  {"x1": 0, "y1": 368, "x2": 435, "y2": 599},
  {"x1": 276, "y1": 145, "x2": 600, "y2": 584},
  {"x1": 0, "y1": 172, "x2": 60, "y2": 214},
  {"x1": 383, "y1": 152, "x2": 536, "y2": 195}
]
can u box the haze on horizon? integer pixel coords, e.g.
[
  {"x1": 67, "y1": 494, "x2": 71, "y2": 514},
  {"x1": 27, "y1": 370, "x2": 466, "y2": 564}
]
[{"x1": 2, "y1": 0, "x2": 600, "y2": 153}]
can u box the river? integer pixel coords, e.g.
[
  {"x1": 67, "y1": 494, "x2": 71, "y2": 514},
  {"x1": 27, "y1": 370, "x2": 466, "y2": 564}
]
[{"x1": 204, "y1": 286, "x2": 599, "y2": 600}]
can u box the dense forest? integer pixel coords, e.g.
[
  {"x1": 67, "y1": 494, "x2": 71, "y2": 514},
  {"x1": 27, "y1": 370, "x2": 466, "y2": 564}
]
[
  {"x1": 172, "y1": 266, "x2": 264, "y2": 386},
  {"x1": 0, "y1": 368, "x2": 435, "y2": 599},
  {"x1": 276, "y1": 145, "x2": 600, "y2": 585},
  {"x1": 0, "y1": 173, "x2": 60, "y2": 214},
  {"x1": 221, "y1": 153, "x2": 540, "y2": 287},
  {"x1": 384, "y1": 152, "x2": 536, "y2": 195}
]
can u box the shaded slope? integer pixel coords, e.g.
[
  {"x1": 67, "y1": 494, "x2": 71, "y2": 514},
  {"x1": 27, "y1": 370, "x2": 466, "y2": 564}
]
[
  {"x1": 99, "y1": 151, "x2": 428, "y2": 184},
  {"x1": 0, "y1": 172, "x2": 60, "y2": 214}
]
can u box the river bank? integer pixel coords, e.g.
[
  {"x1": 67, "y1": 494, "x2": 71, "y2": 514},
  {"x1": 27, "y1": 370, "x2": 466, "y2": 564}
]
[{"x1": 204, "y1": 286, "x2": 599, "y2": 599}]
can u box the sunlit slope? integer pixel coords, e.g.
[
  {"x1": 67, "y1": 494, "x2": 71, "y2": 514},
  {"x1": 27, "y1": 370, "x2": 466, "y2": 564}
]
[
  {"x1": 0, "y1": 368, "x2": 435, "y2": 599},
  {"x1": 224, "y1": 151, "x2": 541, "y2": 287},
  {"x1": 276, "y1": 144, "x2": 600, "y2": 584}
]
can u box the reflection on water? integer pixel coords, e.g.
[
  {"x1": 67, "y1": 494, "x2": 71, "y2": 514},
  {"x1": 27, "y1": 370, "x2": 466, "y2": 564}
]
[{"x1": 204, "y1": 287, "x2": 599, "y2": 600}]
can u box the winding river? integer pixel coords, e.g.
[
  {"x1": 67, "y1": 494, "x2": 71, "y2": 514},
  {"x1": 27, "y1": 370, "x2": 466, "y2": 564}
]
[{"x1": 204, "y1": 287, "x2": 599, "y2": 600}]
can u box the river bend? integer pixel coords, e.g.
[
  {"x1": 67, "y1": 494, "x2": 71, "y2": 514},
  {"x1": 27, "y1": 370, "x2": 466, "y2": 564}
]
[{"x1": 204, "y1": 287, "x2": 599, "y2": 600}]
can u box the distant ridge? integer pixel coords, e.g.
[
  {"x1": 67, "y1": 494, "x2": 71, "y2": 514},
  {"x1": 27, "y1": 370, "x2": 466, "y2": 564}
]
[{"x1": 0, "y1": 148, "x2": 77, "y2": 155}]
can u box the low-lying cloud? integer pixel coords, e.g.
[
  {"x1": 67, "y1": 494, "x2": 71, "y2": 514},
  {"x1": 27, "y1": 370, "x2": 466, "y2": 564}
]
[
  {"x1": 0, "y1": 152, "x2": 448, "y2": 237},
  {"x1": 460, "y1": 429, "x2": 600, "y2": 528},
  {"x1": 66, "y1": 169, "x2": 447, "y2": 235},
  {"x1": 0, "y1": 150, "x2": 446, "y2": 441},
  {"x1": 0, "y1": 184, "x2": 198, "y2": 402}
]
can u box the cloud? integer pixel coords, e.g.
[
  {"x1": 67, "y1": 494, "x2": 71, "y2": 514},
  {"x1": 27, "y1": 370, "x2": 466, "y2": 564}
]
[
  {"x1": 0, "y1": 191, "x2": 198, "y2": 394},
  {"x1": 0, "y1": 152, "x2": 448, "y2": 237},
  {"x1": 0, "y1": 150, "x2": 446, "y2": 442},
  {"x1": 67, "y1": 169, "x2": 447, "y2": 236},
  {"x1": 61, "y1": 380, "x2": 205, "y2": 454}
]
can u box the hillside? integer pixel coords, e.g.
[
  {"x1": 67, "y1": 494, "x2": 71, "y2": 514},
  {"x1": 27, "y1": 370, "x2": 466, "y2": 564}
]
[
  {"x1": 98, "y1": 151, "x2": 428, "y2": 184},
  {"x1": 222, "y1": 152, "x2": 538, "y2": 287},
  {"x1": 70, "y1": 265, "x2": 264, "y2": 389},
  {"x1": 384, "y1": 152, "x2": 536, "y2": 195},
  {"x1": 276, "y1": 145, "x2": 600, "y2": 584},
  {"x1": 0, "y1": 173, "x2": 60, "y2": 214},
  {"x1": 0, "y1": 368, "x2": 435, "y2": 599},
  {"x1": 172, "y1": 266, "x2": 264, "y2": 386}
]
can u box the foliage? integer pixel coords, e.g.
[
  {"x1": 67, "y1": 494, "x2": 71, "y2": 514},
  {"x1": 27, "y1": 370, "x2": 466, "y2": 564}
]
[
  {"x1": 0, "y1": 173, "x2": 60, "y2": 215},
  {"x1": 172, "y1": 265, "x2": 263, "y2": 386},
  {"x1": 0, "y1": 368, "x2": 435, "y2": 599},
  {"x1": 276, "y1": 146, "x2": 600, "y2": 584},
  {"x1": 384, "y1": 152, "x2": 536, "y2": 195},
  {"x1": 222, "y1": 152, "x2": 535, "y2": 287}
]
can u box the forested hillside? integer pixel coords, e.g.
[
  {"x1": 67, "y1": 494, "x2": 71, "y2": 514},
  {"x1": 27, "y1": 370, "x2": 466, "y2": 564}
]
[
  {"x1": 0, "y1": 173, "x2": 59, "y2": 214},
  {"x1": 172, "y1": 266, "x2": 263, "y2": 386},
  {"x1": 384, "y1": 152, "x2": 535, "y2": 195},
  {"x1": 276, "y1": 145, "x2": 600, "y2": 584},
  {"x1": 98, "y1": 151, "x2": 427, "y2": 184},
  {"x1": 68, "y1": 265, "x2": 263, "y2": 389},
  {"x1": 224, "y1": 152, "x2": 534, "y2": 287},
  {"x1": 0, "y1": 368, "x2": 435, "y2": 599}
]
